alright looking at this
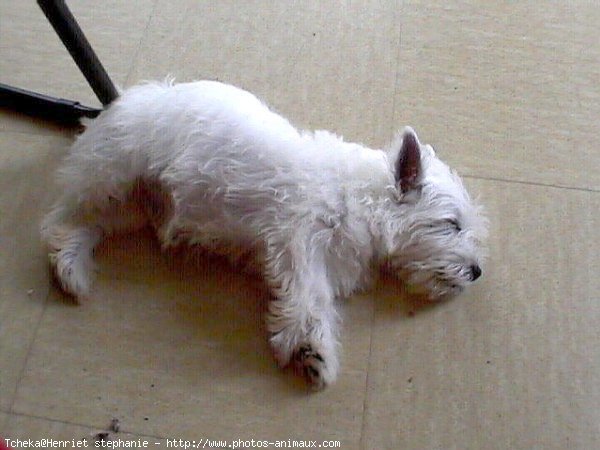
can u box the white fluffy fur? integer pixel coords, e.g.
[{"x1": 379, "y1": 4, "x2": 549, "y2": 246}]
[{"x1": 41, "y1": 80, "x2": 487, "y2": 389}]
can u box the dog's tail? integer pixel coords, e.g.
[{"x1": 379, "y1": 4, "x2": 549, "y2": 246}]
[{"x1": 41, "y1": 194, "x2": 102, "y2": 299}]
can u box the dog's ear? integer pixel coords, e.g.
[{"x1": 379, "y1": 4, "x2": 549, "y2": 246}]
[{"x1": 395, "y1": 127, "x2": 422, "y2": 193}]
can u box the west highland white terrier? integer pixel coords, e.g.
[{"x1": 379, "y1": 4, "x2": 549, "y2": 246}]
[{"x1": 41, "y1": 80, "x2": 487, "y2": 388}]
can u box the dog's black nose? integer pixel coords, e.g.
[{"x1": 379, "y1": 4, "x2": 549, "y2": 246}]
[{"x1": 470, "y1": 265, "x2": 482, "y2": 281}]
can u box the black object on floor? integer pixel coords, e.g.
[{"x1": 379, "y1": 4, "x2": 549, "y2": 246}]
[
  {"x1": 0, "y1": 83, "x2": 101, "y2": 125},
  {"x1": 0, "y1": 0, "x2": 118, "y2": 125}
]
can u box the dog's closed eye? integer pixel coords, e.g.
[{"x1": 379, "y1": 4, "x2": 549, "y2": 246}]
[{"x1": 427, "y1": 219, "x2": 462, "y2": 233}]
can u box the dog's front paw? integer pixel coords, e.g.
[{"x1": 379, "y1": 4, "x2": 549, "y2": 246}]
[
  {"x1": 269, "y1": 332, "x2": 339, "y2": 389},
  {"x1": 293, "y1": 342, "x2": 337, "y2": 390}
]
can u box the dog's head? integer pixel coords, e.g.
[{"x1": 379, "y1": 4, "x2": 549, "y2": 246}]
[{"x1": 379, "y1": 127, "x2": 488, "y2": 300}]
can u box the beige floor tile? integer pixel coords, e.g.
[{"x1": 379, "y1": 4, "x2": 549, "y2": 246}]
[
  {"x1": 12, "y1": 230, "x2": 373, "y2": 446},
  {"x1": 392, "y1": 1, "x2": 600, "y2": 190},
  {"x1": 0, "y1": 132, "x2": 72, "y2": 410},
  {"x1": 1, "y1": 412, "x2": 166, "y2": 448},
  {"x1": 0, "y1": 0, "x2": 155, "y2": 128},
  {"x1": 0, "y1": 111, "x2": 76, "y2": 137},
  {"x1": 363, "y1": 178, "x2": 600, "y2": 449},
  {"x1": 127, "y1": 0, "x2": 402, "y2": 145}
]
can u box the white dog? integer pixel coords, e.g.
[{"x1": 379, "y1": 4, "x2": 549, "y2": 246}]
[{"x1": 41, "y1": 80, "x2": 487, "y2": 388}]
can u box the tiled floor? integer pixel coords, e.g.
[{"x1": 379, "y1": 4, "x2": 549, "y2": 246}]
[{"x1": 1, "y1": 1, "x2": 598, "y2": 449}]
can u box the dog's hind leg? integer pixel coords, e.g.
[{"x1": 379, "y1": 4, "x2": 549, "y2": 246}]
[
  {"x1": 41, "y1": 187, "x2": 148, "y2": 299},
  {"x1": 43, "y1": 222, "x2": 102, "y2": 298}
]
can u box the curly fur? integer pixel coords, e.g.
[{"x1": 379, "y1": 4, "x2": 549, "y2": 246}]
[{"x1": 41, "y1": 80, "x2": 487, "y2": 388}]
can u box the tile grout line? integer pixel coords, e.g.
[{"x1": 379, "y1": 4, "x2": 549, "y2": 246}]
[
  {"x1": 7, "y1": 292, "x2": 50, "y2": 414},
  {"x1": 360, "y1": 1, "x2": 404, "y2": 448},
  {"x1": 387, "y1": 0, "x2": 405, "y2": 139},
  {"x1": 2, "y1": 126, "x2": 598, "y2": 194},
  {"x1": 358, "y1": 299, "x2": 377, "y2": 450},
  {"x1": 4, "y1": 410, "x2": 167, "y2": 441},
  {"x1": 462, "y1": 173, "x2": 600, "y2": 193},
  {"x1": 6, "y1": 172, "x2": 63, "y2": 412},
  {"x1": 123, "y1": 0, "x2": 160, "y2": 87}
]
